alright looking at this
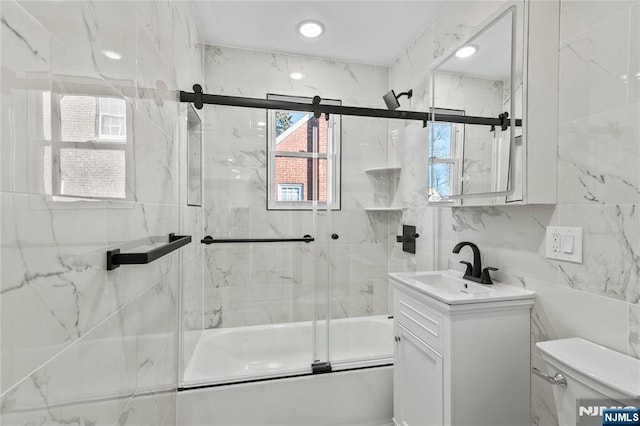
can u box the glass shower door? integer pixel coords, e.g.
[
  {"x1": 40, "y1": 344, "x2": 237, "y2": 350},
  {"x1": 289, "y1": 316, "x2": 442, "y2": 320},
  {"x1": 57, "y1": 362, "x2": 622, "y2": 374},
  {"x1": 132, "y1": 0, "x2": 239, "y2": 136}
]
[
  {"x1": 181, "y1": 103, "x2": 326, "y2": 387},
  {"x1": 324, "y1": 115, "x2": 396, "y2": 371},
  {"x1": 311, "y1": 113, "x2": 333, "y2": 374},
  {"x1": 181, "y1": 100, "x2": 393, "y2": 388}
]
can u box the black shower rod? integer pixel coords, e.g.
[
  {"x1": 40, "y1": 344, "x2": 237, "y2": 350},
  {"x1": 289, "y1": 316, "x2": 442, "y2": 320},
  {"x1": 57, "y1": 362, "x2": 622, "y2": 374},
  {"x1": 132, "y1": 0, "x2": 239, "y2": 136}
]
[{"x1": 179, "y1": 84, "x2": 522, "y2": 130}]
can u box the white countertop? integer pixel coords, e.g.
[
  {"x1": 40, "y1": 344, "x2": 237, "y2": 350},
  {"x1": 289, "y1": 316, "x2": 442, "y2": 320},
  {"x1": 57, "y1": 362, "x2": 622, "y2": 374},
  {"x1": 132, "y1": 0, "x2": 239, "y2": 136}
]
[{"x1": 389, "y1": 269, "x2": 535, "y2": 305}]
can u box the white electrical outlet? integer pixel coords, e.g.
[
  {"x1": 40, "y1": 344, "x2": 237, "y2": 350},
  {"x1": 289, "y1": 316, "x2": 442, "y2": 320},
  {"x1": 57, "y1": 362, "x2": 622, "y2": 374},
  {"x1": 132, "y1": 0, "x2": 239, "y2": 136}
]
[
  {"x1": 546, "y1": 226, "x2": 583, "y2": 263},
  {"x1": 551, "y1": 233, "x2": 561, "y2": 253}
]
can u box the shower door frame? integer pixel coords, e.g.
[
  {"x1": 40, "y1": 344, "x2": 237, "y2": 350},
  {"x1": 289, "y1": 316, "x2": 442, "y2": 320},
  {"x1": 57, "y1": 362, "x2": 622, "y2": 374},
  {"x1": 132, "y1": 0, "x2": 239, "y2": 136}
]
[
  {"x1": 180, "y1": 87, "x2": 522, "y2": 129},
  {"x1": 177, "y1": 88, "x2": 519, "y2": 388}
]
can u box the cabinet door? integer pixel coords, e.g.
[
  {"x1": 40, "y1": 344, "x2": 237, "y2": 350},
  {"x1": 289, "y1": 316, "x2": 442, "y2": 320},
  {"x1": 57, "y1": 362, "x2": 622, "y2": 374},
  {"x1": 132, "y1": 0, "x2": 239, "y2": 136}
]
[
  {"x1": 394, "y1": 324, "x2": 444, "y2": 426},
  {"x1": 393, "y1": 325, "x2": 403, "y2": 425}
]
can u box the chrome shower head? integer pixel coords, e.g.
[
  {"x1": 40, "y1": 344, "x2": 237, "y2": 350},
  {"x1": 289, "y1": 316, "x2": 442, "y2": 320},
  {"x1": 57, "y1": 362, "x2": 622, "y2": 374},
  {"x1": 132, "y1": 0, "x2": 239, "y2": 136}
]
[{"x1": 383, "y1": 89, "x2": 413, "y2": 110}]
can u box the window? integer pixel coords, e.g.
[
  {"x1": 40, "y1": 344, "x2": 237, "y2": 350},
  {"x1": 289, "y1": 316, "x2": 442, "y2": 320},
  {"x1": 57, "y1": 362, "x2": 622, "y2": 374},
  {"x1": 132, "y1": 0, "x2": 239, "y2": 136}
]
[
  {"x1": 49, "y1": 92, "x2": 132, "y2": 200},
  {"x1": 267, "y1": 94, "x2": 341, "y2": 210},
  {"x1": 97, "y1": 97, "x2": 127, "y2": 141},
  {"x1": 428, "y1": 109, "x2": 465, "y2": 202},
  {"x1": 278, "y1": 183, "x2": 304, "y2": 201}
]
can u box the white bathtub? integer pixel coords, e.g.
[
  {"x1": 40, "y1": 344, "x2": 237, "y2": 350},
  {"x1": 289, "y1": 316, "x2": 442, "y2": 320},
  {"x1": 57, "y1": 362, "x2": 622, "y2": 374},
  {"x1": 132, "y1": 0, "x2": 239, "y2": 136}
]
[
  {"x1": 179, "y1": 315, "x2": 394, "y2": 426},
  {"x1": 178, "y1": 366, "x2": 393, "y2": 426},
  {"x1": 183, "y1": 315, "x2": 393, "y2": 386}
]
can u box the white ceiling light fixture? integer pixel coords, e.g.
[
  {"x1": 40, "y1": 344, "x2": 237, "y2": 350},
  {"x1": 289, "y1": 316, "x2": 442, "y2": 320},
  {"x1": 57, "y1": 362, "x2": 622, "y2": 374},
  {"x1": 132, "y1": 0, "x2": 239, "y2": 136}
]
[
  {"x1": 289, "y1": 72, "x2": 305, "y2": 80},
  {"x1": 298, "y1": 20, "x2": 324, "y2": 38},
  {"x1": 455, "y1": 45, "x2": 477, "y2": 58},
  {"x1": 101, "y1": 49, "x2": 122, "y2": 60}
]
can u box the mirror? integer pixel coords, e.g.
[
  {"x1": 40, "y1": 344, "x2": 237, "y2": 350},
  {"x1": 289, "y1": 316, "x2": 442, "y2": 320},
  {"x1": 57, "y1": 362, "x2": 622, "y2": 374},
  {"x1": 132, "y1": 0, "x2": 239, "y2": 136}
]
[{"x1": 428, "y1": 3, "x2": 524, "y2": 204}]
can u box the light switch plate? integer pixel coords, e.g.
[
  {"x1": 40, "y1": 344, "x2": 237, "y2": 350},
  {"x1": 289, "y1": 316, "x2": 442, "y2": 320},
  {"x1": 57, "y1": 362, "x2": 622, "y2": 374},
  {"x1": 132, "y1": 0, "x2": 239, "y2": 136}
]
[{"x1": 546, "y1": 226, "x2": 582, "y2": 263}]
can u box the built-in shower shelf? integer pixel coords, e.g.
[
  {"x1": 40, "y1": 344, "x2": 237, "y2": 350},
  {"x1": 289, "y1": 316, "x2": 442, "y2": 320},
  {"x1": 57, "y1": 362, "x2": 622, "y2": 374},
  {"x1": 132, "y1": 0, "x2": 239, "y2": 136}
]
[
  {"x1": 364, "y1": 167, "x2": 401, "y2": 174},
  {"x1": 364, "y1": 207, "x2": 403, "y2": 212}
]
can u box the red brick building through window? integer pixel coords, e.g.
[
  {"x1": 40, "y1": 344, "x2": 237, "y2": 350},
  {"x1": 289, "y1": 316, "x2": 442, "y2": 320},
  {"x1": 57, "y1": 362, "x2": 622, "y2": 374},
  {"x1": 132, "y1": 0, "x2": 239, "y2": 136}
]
[
  {"x1": 274, "y1": 114, "x2": 328, "y2": 202},
  {"x1": 267, "y1": 94, "x2": 341, "y2": 210}
]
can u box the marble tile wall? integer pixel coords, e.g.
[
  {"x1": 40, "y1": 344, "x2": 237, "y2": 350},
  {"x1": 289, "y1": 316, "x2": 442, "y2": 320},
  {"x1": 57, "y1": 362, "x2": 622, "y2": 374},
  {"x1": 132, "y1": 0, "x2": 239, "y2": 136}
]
[
  {"x1": 0, "y1": 1, "x2": 202, "y2": 424},
  {"x1": 199, "y1": 45, "x2": 396, "y2": 330},
  {"x1": 389, "y1": 1, "x2": 640, "y2": 425}
]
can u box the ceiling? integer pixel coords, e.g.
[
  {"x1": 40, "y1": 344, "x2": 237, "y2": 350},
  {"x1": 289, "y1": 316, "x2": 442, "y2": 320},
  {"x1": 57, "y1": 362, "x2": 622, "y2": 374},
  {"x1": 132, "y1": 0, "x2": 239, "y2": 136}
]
[{"x1": 193, "y1": 1, "x2": 449, "y2": 66}]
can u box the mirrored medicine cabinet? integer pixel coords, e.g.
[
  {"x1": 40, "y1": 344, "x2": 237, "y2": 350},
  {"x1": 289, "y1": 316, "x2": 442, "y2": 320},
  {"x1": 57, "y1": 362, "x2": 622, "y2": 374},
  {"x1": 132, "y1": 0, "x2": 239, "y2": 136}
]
[{"x1": 428, "y1": 0, "x2": 559, "y2": 206}]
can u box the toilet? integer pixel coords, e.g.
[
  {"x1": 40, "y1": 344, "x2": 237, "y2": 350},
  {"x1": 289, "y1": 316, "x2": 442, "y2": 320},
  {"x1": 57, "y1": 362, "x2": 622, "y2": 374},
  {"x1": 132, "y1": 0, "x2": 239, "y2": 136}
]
[{"x1": 537, "y1": 338, "x2": 640, "y2": 425}]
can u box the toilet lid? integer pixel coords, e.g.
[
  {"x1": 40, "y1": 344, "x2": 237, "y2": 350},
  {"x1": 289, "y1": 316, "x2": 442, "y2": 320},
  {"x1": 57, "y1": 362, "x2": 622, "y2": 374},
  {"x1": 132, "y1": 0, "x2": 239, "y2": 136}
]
[{"x1": 537, "y1": 338, "x2": 640, "y2": 399}]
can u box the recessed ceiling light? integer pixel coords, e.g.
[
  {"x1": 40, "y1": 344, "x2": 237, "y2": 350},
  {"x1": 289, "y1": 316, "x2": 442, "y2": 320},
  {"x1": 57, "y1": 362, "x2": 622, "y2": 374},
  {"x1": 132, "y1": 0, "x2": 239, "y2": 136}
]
[
  {"x1": 289, "y1": 72, "x2": 305, "y2": 80},
  {"x1": 298, "y1": 21, "x2": 324, "y2": 38},
  {"x1": 101, "y1": 49, "x2": 122, "y2": 60},
  {"x1": 256, "y1": 121, "x2": 266, "y2": 127},
  {"x1": 455, "y1": 45, "x2": 477, "y2": 58}
]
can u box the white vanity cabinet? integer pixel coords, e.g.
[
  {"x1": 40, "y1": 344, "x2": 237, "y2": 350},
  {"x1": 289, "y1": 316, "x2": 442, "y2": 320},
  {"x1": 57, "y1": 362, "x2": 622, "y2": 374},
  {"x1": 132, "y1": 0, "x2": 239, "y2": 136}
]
[
  {"x1": 390, "y1": 271, "x2": 535, "y2": 426},
  {"x1": 393, "y1": 306, "x2": 444, "y2": 426}
]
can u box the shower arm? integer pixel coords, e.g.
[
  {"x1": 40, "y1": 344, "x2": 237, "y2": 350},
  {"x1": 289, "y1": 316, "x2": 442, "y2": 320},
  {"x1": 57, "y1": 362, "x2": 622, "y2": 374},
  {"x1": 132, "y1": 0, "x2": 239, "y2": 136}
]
[
  {"x1": 180, "y1": 84, "x2": 521, "y2": 129},
  {"x1": 395, "y1": 90, "x2": 413, "y2": 100}
]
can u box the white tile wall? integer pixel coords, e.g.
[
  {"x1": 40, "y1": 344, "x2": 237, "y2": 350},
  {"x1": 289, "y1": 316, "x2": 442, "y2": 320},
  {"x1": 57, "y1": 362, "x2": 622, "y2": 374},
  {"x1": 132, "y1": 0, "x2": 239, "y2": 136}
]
[
  {"x1": 3, "y1": 0, "x2": 636, "y2": 423},
  {"x1": 198, "y1": 45, "x2": 397, "y2": 330},
  {"x1": 0, "y1": 1, "x2": 203, "y2": 424},
  {"x1": 389, "y1": 1, "x2": 640, "y2": 425}
]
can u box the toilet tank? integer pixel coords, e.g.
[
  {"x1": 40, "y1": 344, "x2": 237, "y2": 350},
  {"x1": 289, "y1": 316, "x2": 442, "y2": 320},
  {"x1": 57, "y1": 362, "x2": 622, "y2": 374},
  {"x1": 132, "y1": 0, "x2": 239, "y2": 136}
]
[{"x1": 537, "y1": 338, "x2": 640, "y2": 426}]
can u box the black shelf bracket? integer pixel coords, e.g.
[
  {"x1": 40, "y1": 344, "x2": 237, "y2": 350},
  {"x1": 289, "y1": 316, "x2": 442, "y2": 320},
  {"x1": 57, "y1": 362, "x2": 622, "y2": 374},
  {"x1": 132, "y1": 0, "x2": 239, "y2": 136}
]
[{"x1": 107, "y1": 233, "x2": 192, "y2": 270}]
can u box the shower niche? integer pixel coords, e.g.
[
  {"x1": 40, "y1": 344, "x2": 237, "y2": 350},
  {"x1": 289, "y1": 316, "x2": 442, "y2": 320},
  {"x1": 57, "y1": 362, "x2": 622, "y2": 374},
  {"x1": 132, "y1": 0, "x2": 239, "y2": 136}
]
[{"x1": 428, "y1": 0, "x2": 559, "y2": 206}]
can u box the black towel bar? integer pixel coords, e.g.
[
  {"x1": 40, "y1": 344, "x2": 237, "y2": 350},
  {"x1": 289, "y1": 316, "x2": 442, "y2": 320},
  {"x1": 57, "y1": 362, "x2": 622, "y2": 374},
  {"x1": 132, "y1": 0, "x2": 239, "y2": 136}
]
[
  {"x1": 107, "y1": 233, "x2": 192, "y2": 270},
  {"x1": 201, "y1": 235, "x2": 314, "y2": 244}
]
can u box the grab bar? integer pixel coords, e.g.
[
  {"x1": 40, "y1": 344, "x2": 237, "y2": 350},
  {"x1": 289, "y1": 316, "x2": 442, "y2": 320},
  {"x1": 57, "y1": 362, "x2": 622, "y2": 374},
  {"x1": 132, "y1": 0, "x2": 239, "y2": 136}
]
[
  {"x1": 201, "y1": 235, "x2": 314, "y2": 244},
  {"x1": 532, "y1": 367, "x2": 567, "y2": 387},
  {"x1": 107, "y1": 233, "x2": 192, "y2": 270}
]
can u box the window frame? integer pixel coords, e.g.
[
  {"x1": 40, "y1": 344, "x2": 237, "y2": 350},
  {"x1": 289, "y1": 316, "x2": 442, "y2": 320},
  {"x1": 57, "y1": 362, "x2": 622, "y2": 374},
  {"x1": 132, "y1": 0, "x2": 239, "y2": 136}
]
[
  {"x1": 50, "y1": 89, "x2": 134, "y2": 201},
  {"x1": 97, "y1": 97, "x2": 127, "y2": 142},
  {"x1": 266, "y1": 93, "x2": 342, "y2": 211},
  {"x1": 428, "y1": 108, "x2": 465, "y2": 203}
]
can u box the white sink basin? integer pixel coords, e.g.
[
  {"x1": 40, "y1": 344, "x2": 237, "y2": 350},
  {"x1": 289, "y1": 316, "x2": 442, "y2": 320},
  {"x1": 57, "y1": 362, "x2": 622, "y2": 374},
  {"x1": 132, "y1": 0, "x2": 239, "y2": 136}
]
[{"x1": 389, "y1": 270, "x2": 535, "y2": 305}]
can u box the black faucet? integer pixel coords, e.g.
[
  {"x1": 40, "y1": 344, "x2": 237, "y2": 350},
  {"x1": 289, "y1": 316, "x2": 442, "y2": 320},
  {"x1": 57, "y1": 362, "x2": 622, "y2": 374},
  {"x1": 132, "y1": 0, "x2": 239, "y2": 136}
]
[{"x1": 452, "y1": 241, "x2": 498, "y2": 285}]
